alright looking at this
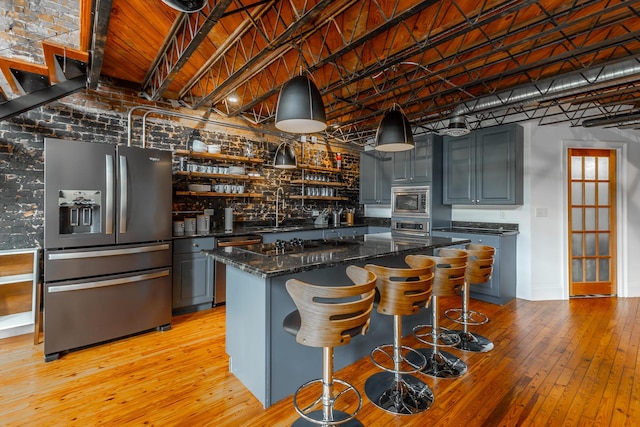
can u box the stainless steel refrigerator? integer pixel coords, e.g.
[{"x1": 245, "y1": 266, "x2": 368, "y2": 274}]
[{"x1": 43, "y1": 138, "x2": 173, "y2": 361}]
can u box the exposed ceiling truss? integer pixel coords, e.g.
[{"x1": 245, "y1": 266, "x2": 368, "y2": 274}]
[{"x1": 68, "y1": 1, "x2": 640, "y2": 145}]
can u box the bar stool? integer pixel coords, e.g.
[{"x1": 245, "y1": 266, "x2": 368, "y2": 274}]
[
  {"x1": 405, "y1": 251, "x2": 468, "y2": 378},
  {"x1": 363, "y1": 258, "x2": 435, "y2": 415},
  {"x1": 443, "y1": 244, "x2": 495, "y2": 353},
  {"x1": 283, "y1": 265, "x2": 377, "y2": 426}
]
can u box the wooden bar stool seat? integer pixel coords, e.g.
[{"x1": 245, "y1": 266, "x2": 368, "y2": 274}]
[
  {"x1": 444, "y1": 244, "x2": 496, "y2": 353},
  {"x1": 406, "y1": 251, "x2": 468, "y2": 378},
  {"x1": 363, "y1": 258, "x2": 435, "y2": 415},
  {"x1": 283, "y1": 265, "x2": 377, "y2": 427}
]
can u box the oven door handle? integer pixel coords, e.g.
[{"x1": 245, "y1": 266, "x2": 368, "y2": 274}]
[{"x1": 47, "y1": 269, "x2": 170, "y2": 293}]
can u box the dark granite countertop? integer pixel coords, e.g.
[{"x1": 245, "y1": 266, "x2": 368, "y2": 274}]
[
  {"x1": 202, "y1": 232, "x2": 470, "y2": 278},
  {"x1": 172, "y1": 222, "x2": 371, "y2": 239},
  {"x1": 432, "y1": 221, "x2": 519, "y2": 236}
]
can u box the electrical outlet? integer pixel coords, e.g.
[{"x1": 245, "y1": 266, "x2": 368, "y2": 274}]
[
  {"x1": 204, "y1": 209, "x2": 214, "y2": 215},
  {"x1": 535, "y1": 207, "x2": 548, "y2": 217},
  {"x1": 499, "y1": 210, "x2": 506, "y2": 219}
]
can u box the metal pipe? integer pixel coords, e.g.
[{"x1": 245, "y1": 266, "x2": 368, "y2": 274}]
[
  {"x1": 451, "y1": 58, "x2": 640, "y2": 117},
  {"x1": 126, "y1": 105, "x2": 292, "y2": 148}
]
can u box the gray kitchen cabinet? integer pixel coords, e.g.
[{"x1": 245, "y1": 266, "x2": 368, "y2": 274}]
[
  {"x1": 172, "y1": 237, "x2": 215, "y2": 313},
  {"x1": 392, "y1": 134, "x2": 442, "y2": 184},
  {"x1": 442, "y1": 124, "x2": 523, "y2": 205},
  {"x1": 360, "y1": 150, "x2": 392, "y2": 204},
  {"x1": 431, "y1": 230, "x2": 517, "y2": 305}
]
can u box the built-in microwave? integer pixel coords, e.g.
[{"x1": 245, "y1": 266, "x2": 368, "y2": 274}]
[{"x1": 391, "y1": 185, "x2": 430, "y2": 218}]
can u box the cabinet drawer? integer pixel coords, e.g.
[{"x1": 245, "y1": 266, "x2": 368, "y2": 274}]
[
  {"x1": 431, "y1": 232, "x2": 500, "y2": 249},
  {"x1": 174, "y1": 237, "x2": 215, "y2": 254}
]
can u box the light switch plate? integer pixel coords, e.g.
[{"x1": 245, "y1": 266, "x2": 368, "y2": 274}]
[{"x1": 535, "y1": 207, "x2": 548, "y2": 217}]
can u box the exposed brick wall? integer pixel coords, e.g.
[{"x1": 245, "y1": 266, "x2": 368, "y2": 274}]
[{"x1": 0, "y1": 82, "x2": 361, "y2": 250}]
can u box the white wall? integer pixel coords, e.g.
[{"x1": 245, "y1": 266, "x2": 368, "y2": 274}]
[{"x1": 452, "y1": 122, "x2": 640, "y2": 300}]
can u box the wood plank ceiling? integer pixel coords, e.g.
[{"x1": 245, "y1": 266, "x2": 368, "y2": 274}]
[{"x1": 88, "y1": 0, "x2": 640, "y2": 145}]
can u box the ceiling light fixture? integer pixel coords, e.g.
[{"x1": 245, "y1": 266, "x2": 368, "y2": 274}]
[
  {"x1": 226, "y1": 92, "x2": 239, "y2": 103},
  {"x1": 273, "y1": 141, "x2": 297, "y2": 169},
  {"x1": 161, "y1": 0, "x2": 207, "y2": 13},
  {"x1": 275, "y1": 74, "x2": 327, "y2": 134},
  {"x1": 441, "y1": 115, "x2": 470, "y2": 137},
  {"x1": 374, "y1": 105, "x2": 414, "y2": 152}
]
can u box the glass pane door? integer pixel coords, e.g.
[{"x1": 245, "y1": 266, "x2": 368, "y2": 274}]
[{"x1": 568, "y1": 149, "x2": 616, "y2": 296}]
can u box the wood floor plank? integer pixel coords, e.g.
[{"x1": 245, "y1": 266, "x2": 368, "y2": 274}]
[{"x1": 1, "y1": 298, "x2": 639, "y2": 426}]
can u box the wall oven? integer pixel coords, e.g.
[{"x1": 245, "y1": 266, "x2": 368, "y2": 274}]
[
  {"x1": 391, "y1": 217, "x2": 430, "y2": 239},
  {"x1": 391, "y1": 185, "x2": 430, "y2": 218}
]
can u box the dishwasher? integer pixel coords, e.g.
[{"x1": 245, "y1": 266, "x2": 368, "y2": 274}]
[{"x1": 214, "y1": 234, "x2": 262, "y2": 305}]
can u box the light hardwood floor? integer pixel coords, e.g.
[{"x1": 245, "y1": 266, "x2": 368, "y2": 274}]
[{"x1": 1, "y1": 296, "x2": 638, "y2": 426}]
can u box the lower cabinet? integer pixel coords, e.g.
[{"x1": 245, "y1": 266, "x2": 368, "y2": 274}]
[
  {"x1": 172, "y1": 237, "x2": 215, "y2": 313},
  {"x1": 431, "y1": 231, "x2": 517, "y2": 305}
]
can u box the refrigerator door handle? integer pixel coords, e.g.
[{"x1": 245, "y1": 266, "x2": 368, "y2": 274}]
[
  {"x1": 47, "y1": 243, "x2": 171, "y2": 260},
  {"x1": 47, "y1": 269, "x2": 170, "y2": 293},
  {"x1": 105, "y1": 154, "x2": 114, "y2": 235},
  {"x1": 119, "y1": 155, "x2": 128, "y2": 234}
]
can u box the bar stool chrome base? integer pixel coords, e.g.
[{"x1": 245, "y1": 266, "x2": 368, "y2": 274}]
[
  {"x1": 415, "y1": 348, "x2": 467, "y2": 378},
  {"x1": 292, "y1": 410, "x2": 363, "y2": 427},
  {"x1": 450, "y1": 330, "x2": 494, "y2": 353},
  {"x1": 413, "y1": 324, "x2": 461, "y2": 347},
  {"x1": 364, "y1": 372, "x2": 434, "y2": 414},
  {"x1": 292, "y1": 377, "x2": 362, "y2": 426}
]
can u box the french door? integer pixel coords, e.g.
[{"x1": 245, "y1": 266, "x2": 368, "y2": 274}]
[{"x1": 567, "y1": 148, "x2": 617, "y2": 297}]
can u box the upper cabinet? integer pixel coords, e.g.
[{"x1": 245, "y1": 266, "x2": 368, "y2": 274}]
[
  {"x1": 392, "y1": 134, "x2": 442, "y2": 184},
  {"x1": 442, "y1": 124, "x2": 523, "y2": 205},
  {"x1": 360, "y1": 150, "x2": 392, "y2": 204}
]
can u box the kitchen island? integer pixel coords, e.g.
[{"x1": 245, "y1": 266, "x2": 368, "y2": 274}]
[{"x1": 203, "y1": 232, "x2": 469, "y2": 408}]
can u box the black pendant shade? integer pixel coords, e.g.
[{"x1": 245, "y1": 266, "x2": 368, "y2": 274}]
[
  {"x1": 162, "y1": 0, "x2": 207, "y2": 13},
  {"x1": 273, "y1": 142, "x2": 297, "y2": 169},
  {"x1": 374, "y1": 108, "x2": 414, "y2": 152},
  {"x1": 275, "y1": 75, "x2": 327, "y2": 134}
]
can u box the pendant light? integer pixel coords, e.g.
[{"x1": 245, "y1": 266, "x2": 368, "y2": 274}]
[
  {"x1": 374, "y1": 105, "x2": 414, "y2": 152},
  {"x1": 162, "y1": 0, "x2": 206, "y2": 13},
  {"x1": 441, "y1": 114, "x2": 471, "y2": 137},
  {"x1": 273, "y1": 141, "x2": 297, "y2": 169},
  {"x1": 275, "y1": 75, "x2": 327, "y2": 134}
]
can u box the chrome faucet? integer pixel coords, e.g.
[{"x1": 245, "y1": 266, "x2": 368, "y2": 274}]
[{"x1": 275, "y1": 187, "x2": 285, "y2": 227}]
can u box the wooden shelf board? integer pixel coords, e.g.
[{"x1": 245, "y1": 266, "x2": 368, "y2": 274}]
[
  {"x1": 289, "y1": 195, "x2": 348, "y2": 201},
  {"x1": 174, "y1": 171, "x2": 264, "y2": 180},
  {"x1": 290, "y1": 180, "x2": 347, "y2": 187},
  {"x1": 174, "y1": 149, "x2": 263, "y2": 164},
  {"x1": 298, "y1": 164, "x2": 342, "y2": 173},
  {"x1": 175, "y1": 191, "x2": 263, "y2": 198}
]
